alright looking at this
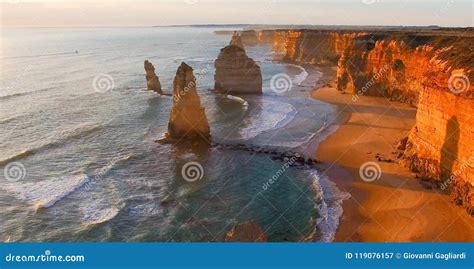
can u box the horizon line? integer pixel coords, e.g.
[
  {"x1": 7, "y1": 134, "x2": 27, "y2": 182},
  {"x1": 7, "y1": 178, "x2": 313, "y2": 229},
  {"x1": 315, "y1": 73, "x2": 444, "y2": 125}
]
[{"x1": 1, "y1": 23, "x2": 473, "y2": 29}]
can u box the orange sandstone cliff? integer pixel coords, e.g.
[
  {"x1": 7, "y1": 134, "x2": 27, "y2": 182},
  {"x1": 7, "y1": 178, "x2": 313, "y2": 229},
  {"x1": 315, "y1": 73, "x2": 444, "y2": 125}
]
[
  {"x1": 270, "y1": 30, "x2": 365, "y2": 64},
  {"x1": 335, "y1": 33, "x2": 474, "y2": 214},
  {"x1": 258, "y1": 29, "x2": 474, "y2": 214}
]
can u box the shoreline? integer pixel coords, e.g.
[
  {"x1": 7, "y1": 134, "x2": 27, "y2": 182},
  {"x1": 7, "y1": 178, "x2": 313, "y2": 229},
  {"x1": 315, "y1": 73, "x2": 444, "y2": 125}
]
[{"x1": 309, "y1": 67, "x2": 474, "y2": 242}]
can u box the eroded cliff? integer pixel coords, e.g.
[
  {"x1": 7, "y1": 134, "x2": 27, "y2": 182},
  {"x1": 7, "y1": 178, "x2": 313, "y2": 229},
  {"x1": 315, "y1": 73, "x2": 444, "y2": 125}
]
[
  {"x1": 335, "y1": 33, "x2": 474, "y2": 214},
  {"x1": 337, "y1": 34, "x2": 473, "y2": 104},
  {"x1": 259, "y1": 28, "x2": 474, "y2": 214},
  {"x1": 271, "y1": 30, "x2": 365, "y2": 64}
]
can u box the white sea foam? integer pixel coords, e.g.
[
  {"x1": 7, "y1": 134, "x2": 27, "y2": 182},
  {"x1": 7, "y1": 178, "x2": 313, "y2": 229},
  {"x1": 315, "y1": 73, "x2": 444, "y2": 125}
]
[
  {"x1": 225, "y1": 94, "x2": 249, "y2": 109},
  {"x1": 1, "y1": 175, "x2": 90, "y2": 209},
  {"x1": 247, "y1": 98, "x2": 338, "y2": 150},
  {"x1": 173, "y1": 56, "x2": 187, "y2": 61},
  {"x1": 127, "y1": 203, "x2": 162, "y2": 217},
  {"x1": 82, "y1": 204, "x2": 120, "y2": 225},
  {"x1": 238, "y1": 98, "x2": 296, "y2": 140},
  {"x1": 310, "y1": 171, "x2": 350, "y2": 242},
  {"x1": 288, "y1": 64, "x2": 309, "y2": 85}
]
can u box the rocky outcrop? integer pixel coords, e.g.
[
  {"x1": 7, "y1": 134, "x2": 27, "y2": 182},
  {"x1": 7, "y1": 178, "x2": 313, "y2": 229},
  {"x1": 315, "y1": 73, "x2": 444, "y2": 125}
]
[
  {"x1": 166, "y1": 62, "x2": 210, "y2": 140},
  {"x1": 229, "y1": 31, "x2": 245, "y2": 50},
  {"x1": 214, "y1": 45, "x2": 262, "y2": 94},
  {"x1": 144, "y1": 60, "x2": 162, "y2": 94},
  {"x1": 224, "y1": 221, "x2": 267, "y2": 242}
]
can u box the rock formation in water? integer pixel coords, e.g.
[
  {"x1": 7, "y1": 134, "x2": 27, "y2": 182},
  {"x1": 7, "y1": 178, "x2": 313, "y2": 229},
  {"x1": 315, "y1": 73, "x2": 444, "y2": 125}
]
[
  {"x1": 166, "y1": 62, "x2": 210, "y2": 140},
  {"x1": 255, "y1": 28, "x2": 474, "y2": 215},
  {"x1": 144, "y1": 60, "x2": 162, "y2": 94},
  {"x1": 224, "y1": 221, "x2": 267, "y2": 242},
  {"x1": 214, "y1": 45, "x2": 262, "y2": 94},
  {"x1": 229, "y1": 31, "x2": 245, "y2": 50}
]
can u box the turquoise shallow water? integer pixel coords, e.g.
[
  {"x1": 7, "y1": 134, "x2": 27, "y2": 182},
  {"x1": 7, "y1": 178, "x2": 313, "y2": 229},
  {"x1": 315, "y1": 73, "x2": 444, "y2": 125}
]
[{"x1": 0, "y1": 27, "x2": 345, "y2": 242}]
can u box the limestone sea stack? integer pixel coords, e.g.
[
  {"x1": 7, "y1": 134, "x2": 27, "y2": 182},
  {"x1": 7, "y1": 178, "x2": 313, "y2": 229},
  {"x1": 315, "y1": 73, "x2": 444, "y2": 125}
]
[
  {"x1": 166, "y1": 62, "x2": 210, "y2": 140},
  {"x1": 229, "y1": 31, "x2": 245, "y2": 50},
  {"x1": 214, "y1": 45, "x2": 262, "y2": 94},
  {"x1": 144, "y1": 60, "x2": 162, "y2": 94}
]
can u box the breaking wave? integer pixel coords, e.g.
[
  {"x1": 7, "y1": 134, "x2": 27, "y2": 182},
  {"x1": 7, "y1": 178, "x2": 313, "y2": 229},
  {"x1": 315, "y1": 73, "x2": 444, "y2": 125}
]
[
  {"x1": 310, "y1": 171, "x2": 350, "y2": 242},
  {"x1": 1, "y1": 175, "x2": 91, "y2": 209},
  {"x1": 0, "y1": 123, "x2": 104, "y2": 166}
]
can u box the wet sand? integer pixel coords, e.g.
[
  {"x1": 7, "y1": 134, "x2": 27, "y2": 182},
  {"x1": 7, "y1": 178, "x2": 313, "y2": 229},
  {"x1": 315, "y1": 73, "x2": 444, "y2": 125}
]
[{"x1": 310, "y1": 69, "x2": 474, "y2": 242}]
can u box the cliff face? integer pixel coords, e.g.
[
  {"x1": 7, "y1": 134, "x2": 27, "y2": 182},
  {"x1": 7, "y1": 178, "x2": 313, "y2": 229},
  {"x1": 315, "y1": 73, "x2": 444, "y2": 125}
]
[
  {"x1": 271, "y1": 30, "x2": 364, "y2": 64},
  {"x1": 257, "y1": 30, "x2": 275, "y2": 44},
  {"x1": 239, "y1": 30, "x2": 259, "y2": 46},
  {"x1": 144, "y1": 60, "x2": 162, "y2": 94},
  {"x1": 167, "y1": 62, "x2": 210, "y2": 140},
  {"x1": 401, "y1": 47, "x2": 473, "y2": 213},
  {"x1": 404, "y1": 83, "x2": 474, "y2": 214},
  {"x1": 214, "y1": 45, "x2": 262, "y2": 94},
  {"x1": 336, "y1": 35, "x2": 473, "y2": 105},
  {"x1": 271, "y1": 30, "x2": 288, "y2": 53},
  {"x1": 335, "y1": 34, "x2": 474, "y2": 213},
  {"x1": 259, "y1": 29, "x2": 474, "y2": 214}
]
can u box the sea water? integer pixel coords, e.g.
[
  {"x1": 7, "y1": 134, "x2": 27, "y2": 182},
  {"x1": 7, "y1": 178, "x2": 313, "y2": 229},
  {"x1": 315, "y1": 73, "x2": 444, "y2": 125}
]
[{"x1": 0, "y1": 27, "x2": 348, "y2": 242}]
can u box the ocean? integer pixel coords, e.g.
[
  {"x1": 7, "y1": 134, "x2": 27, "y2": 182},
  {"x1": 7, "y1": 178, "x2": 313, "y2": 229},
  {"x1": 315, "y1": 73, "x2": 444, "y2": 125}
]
[{"x1": 0, "y1": 27, "x2": 348, "y2": 242}]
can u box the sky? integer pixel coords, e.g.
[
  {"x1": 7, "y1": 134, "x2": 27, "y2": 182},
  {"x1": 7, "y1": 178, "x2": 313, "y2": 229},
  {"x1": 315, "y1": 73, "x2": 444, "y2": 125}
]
[{"x1": 0, "y1": 0, "x2": 472, "y2": 27}]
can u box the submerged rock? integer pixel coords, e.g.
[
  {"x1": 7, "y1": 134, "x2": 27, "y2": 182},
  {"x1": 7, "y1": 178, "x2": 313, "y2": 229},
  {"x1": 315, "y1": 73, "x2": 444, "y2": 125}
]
[
  {"x1": 144, "y1": 60, "x2": 162, "y2": 94},
  {"x1": 224, "y1": 220, "x2": 267, "y2": 242},
  {"x1": 166, "y1": 62, "x2": 210, "y2": 140},
  {"x1": 214, "y1": 45, "x2": 262, "y2": 94}
]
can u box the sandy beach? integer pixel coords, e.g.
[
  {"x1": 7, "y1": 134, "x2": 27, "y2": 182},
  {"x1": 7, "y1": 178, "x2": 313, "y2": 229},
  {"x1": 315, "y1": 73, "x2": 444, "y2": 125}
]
[{"x1": 311, "y1": 69, "x2": 474, "y2": 242}]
